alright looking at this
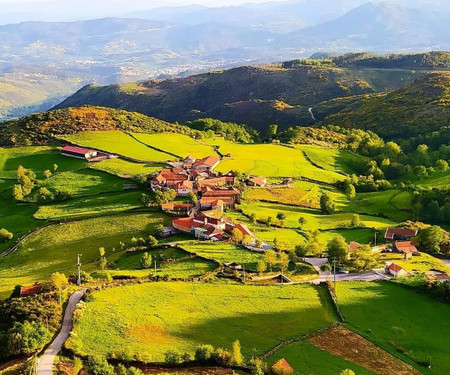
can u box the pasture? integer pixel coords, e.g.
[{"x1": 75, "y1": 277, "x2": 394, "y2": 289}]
[
  {"x1": 336, "y1": 282, "x2": 450, "y2": 375},
  {"x1": 90, "y1": 158, "x2": 164, "y2": 178},
  {"x1": 63, "y1": 131, "x2": 174, "y2": 162},
  {"x1": 67, "y1": 282, "x2": 338, "y2": 362},
  {"x1": 202, "y1": 138, "x2": 344, "y2": 182},
  {"x1": 243, "y1": 186, "x2": 320, "y2": 208},
  {"x1": 375, "y1": 252, "x2": 449, "y2": 274},
  {"x1": 0, "y1": 212, "x2": 170, "y2": 298},
  {"x1": 132, "y1": 133, "x2": 215, "y2": 159},
  {"x1": 267, "y1": 340, "x2": 375, "y2": 375}
]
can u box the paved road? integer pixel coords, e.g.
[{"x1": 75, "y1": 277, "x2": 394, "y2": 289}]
[
  {"x1": 37, "y1": 289, "x2": 87, "y2": 375},
  {"x1": 443, "y1": 259, "x2": 450, "y2": 267}
]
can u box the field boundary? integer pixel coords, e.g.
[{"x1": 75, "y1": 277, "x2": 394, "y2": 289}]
[{"x1": 126, "y1": 132, "x2": 182, "y2": 159}]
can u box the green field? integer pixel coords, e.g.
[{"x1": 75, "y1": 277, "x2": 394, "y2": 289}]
[
  {"x1": 202, "y1": 138, "x2": 344, "y2": 182},
  {"x1": 0, "y1": 212, "x2": 170, "y2": 298},
  {"x1": 132, "y1": 133, "x2": 215, "y2": 159},
  {"x1": 267, "y1": 340, "x2": 375, "y2": 375},
  {"x1": 90, "y1": 158, "x2": 164, "y2": 178},
  {"x1": 0, "y1": 146, "x2": 85, "y2": 179},
  {"x1": 67, "y1": 282, "x2": 338, "y2": 362},
  {"x1": 337, "y1": 282, "x2": 450, "y2": 375},
  {"x1": 33, "y1": 191, "x2": 144, "y2": 221},
  {"x1": 239, "y1": 201, "x2": 396, "y2": 231},
  {"x1": 180, "y1": 242, "x2": 264, "y2": 271},
  {"x1": 63, "y1": 131, "x2": 175, "y2": 162},
  {"x1": 37, "y1": 169, "x2": 128, "y2": 198}
]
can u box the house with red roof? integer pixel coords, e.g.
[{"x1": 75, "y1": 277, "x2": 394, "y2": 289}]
[
  {"x1": 161, "y1": 203, "x2": 193, "y2": 213},
  {"x1": 248, "y1": 176, "x2": 267, "y2": 187},
  {"x1": 385, "y1": 263, "x2": 409, "y2": 278},
  {"x1": 19, "y1": 284, "x2": 43, "y2": 297},
  {"x1": 62, "y1": 145, "x2": 98, "y2": 160},
  {"x1": 384, "y1": 228, "x2": 418, "y2": 241},
  {"x1": 348, "y1": 241, "x2": 360, "y2": 253},
  {"x1": 394, "y1": 241, "x2": 419, "y2": 259},
  {"x1": 192, "y1": 155, "x2": 220, "y2": 171},
  {"x1": 177, "y1": 180, "x2": 194, "y2": 196}
]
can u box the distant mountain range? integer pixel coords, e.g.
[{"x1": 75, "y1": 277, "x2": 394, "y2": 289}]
[{"x1": 2, "y1": 0, "x2": 450, "y2": 119}]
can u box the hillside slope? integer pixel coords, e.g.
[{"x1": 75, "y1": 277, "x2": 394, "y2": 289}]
[
  {"x1": 0, "y1": 106, "x2": 194, "y2": 146},
  {"x1": 54, "y1": 65, "x2": 420, "y2": 133}
]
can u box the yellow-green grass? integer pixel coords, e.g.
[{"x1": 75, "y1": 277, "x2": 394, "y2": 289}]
[
  {"x1": 238, "y1": 202, "x2": 397, "y2": 231},
  {"x1": 243, "y1": 186, "x2": 320, "y2": 208},
  {"x1": 180, "y1": 242, "x2": 264, "y2": 271},
  {"x1": 202, "y1": 138, "x2": 344, "y2": 182},
  {"x1": 0, "y1": 146, "x2": 86, "y2": 179},
  {"x1": 63, "y1": 131, "x2": 174, "y2": 162},
  {"x1": 375, "y1": 252, "x2": 449, "y2": 274},
  {"x1": 33, "y1": 191, "x2": 144, "y2": 221},
  {"x1": 132, "y1": 133, "x2": 215, "y2": 159},
  {"x1": 0, "y1": 212, "x2": 170, "y2": 299},
  {"x1": 342, "y1": 190, "x2": 413, "y2": 222},
  {"x1": 90, "y1": 158, "x2": 164, "y2": 177},
  {"x1": 37, "y1": 169, "x2": 126, "y2": 198},
  {"x1": 321, "y1": 228, "x2": 376, "y2": 245},
  {"x1": 67, "y1": 282, "x2": 338, "y2": 362},
  {"x1": 337, "y1": 282, "x2": 450, "y2": 375},
  {"x1": 267, "y1": 340, "x2": 375, "y2": 375},
  {"x1": 400, "y1": 171, "x2": 450, "y2": 190},
  {"x1": 295, "y1": 144, "x2": 363, "y2": 175}
]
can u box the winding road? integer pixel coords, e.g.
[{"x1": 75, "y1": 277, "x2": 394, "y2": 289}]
[{"x1": 37, "y1": 289, "x2": 87, "y2": 375}]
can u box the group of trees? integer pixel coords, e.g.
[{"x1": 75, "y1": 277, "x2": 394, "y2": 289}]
[
  {"x1": 185, "y1": 118, "x2": 259, "y2": 143},
  {"x1": 0, "y1": 228, "x2": 13, "y2": 242},
  {"x1": 258, "y1": 249, "x2": 290, "y2": 274},
  {"x1": 13, "y1": 164, "x2": 61, "y2": 202},
  {"x1": 413, "y1": 189, "x2": 450, "y2": 225}
]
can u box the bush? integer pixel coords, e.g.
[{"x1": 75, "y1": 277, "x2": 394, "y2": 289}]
[
  {"x1": 0, "y1": 228, "x2": 13, "y2": 242},
  {"x1": 194, "y1": 344, "x2": 214, "y2": 362},
  {"x1": 212, "y1": 348, "x2": 232, "y2": 367},
  {"x1": 73, "y1": 357, "x2": 84, "y2": 375},
  {"x1": 86, "y1": 356, "x2": 114, "y2": 375},
  {"x1": 164, "y1": 351, "x2": 181, "y2": 364}
]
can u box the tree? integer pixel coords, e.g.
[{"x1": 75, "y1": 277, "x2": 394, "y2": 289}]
[
  {"x1": 155, "y1": 189, "x2": 177, "y2": 205},
  {"x1": 295, "y1": 244, "x2": 307, "y2": 260},
  {"x1": 140, "y1": 194, "x2": 151, "y2": 207},
  {"x1": 306, "y1": 241, "x2": 322, "y2": 257},
  {"x1": 320, "y1": 263, "x2": 332, "y2": 272},
  {"x1": 267, "y1": 216, "x2": 272, "y2": 227},
  {"x1": 249, "y1": 213, "x2": 257, "y2": 226},
  {"x1": 350, "y1": 244, "x2": 375, "y2": 272},
  {"x1": 37, "y1": 187, "x2": 54, "y2": 203},
  {"x1": 345, "y1": 184, "x2": 356, "y2": 200},
  {"x1": 12, "y1": 184, "x2": 24, "y2": 201},
  {"x1": 326, "y1": 235, "x2": 348, "y2": 263},
  {"x1": 43, "y1": 170, "x2": 52, "y2": 179},
  {"x1": 242, "y1": 235, "x2": 253, "y2": 246},
  {"x1": 273, "y1": 237, "x2": 279, "y2": 250},
  {"x1": 141, "y1": 253, "x2": 152, "y2": 269},
  {"x1": 417, "y1": 226, "x2": 445, "y2": 254},
  {"x1": 255, "y1": 238, "x2": 262, "y2": 249},
  {"x1": 320, "y1": 193, "x2": 335, "y2": 214},
  {"x1": 17, "y1": 165, "x2": 27, "y2": 179},
  {"x1": 257, "y1": 260, "x2": 267, "y2": 276},
  {"x1": 86, "y1": 356, "x2": 114, "y2": 375},
  {"x1": 155, "y1": 223, "x2": 165, "y2": 238},
  {"x1": 298, "y1": 217, "x2": 307, "y2": 229},
  {"x1": 276, "y1": 212, "x2": 286, "y2": 221},
  {"x1": 0, "y1": 228, "x2": 13, "y2": 242},
  {"x1": 148, "y1": 235, "x2": 158, "y2": 248},
  {"x1": 165, "y1": 351, "x2": 181, "y2": 364},
  {"x1": 340, "y1": 370, "x2": 355, "y2": 375},
  {"x1": 53, "y1": 164, "x2": 59, "y2": 172},
  {"x1": 231, "y1": 228, "x2": 244, "y2": 244},
  {"x1": 426, "y1": 200, "x2": 441, "y2": 222},
  {"x1": 264, "y1": 250, "x2": 278, "y2": 272},
  {"x1": 440, "y1": 203, "x2": 450, "y2": 224},
  {"x1": 351, "y1": 214, "x2": 361, "y2": 228},
  {"x1": 279, "y1": 252, "x2": 290, "y2": 273},
  {"x1": 436, "y1": 159, "x2": 449, "y2": 173},
  {"x1": 416, "y1": 144, "x2": 428, "y2": 154},
  {"x1": 267, "y1": 124, "x2": 278, "y2": 139},
  {"x1": 7, "y1": 320, "x2": 51, "y2": 356},
  {"x1": 232, "y1": 340, "x2": 243, "y2": 365},
  {"x1": 50, "y1": 272, "x2": 68, "y2": 305}
]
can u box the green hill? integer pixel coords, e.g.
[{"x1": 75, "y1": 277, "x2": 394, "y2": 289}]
[{"x1": 0, "y1": 106, "x2": 195, "y2": 146}]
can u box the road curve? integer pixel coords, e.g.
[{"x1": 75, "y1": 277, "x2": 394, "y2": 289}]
[{"x1": 37, "y1": 289, "x2": 87, "y2": 375}]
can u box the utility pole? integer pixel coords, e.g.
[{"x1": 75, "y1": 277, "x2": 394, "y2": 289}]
[
  {"x1": 155, "y1": 259, "x2": 157, "y2": 274},
  {"x1": 243, "y1": 266, "x2": 246, "y2": 283},
  {"x1": 332, "y1": 257, "x2": 337, "y2": 291},
  {"x1": 77, "y1": 254, "x2": 82, "y2": 286},
  {"x1": 374, "y1": 231, "x2": 377, "y2": 246}
]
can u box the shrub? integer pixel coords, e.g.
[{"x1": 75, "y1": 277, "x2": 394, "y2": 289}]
[
  {"x1": 86, "y1": 356, "x2": 114, "y2": 375},
  {"x1": 0, "y1": 228, "x2": 13, "y2": 242},
  {"x1": 7, "y1": 320, "x2": 51, "y2": 356},
  {"x1": 164, "y1": 351, "x2": 181, "y2": 364},
  {"x1": 194, "y1": 344, "x2": 214, "y2": 362},
  {"x1": 212, "y1": 348, "x2": 232, "y2": 367},
  {"x1": 73, "y1": 357, "x2": 84, "y2": 375}
]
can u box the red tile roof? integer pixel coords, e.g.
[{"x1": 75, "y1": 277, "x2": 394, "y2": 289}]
[
  {"x1": 235, "y1": 223, "x2": 254, "y2": 238},
  {"x1": 203, "y1": 187, "x2": 240, "y2": 197},
  {"x1": 385, "y1": 228, "x2": 418, "y2": 240},
  {"x1": 20, "y1": 284, "x2": 43, "y2": 296},
  {"x1": 62, "y1": 145, "x2": 94, "y2": 155},
  {"x1": 388, "y1": 263, "x2": 404, "y2": 273},
  {"x1": 250, "y1": 176, "x2": 267, "y2": 186},
  {"x1": 172, "y1": 217, "x2": 195, "y2": 231},
  {"x1": 395, "y1": 241, "x2": 419, "y2": 254},
  {"x1": 349, "y1": 241, "x2": 360, "y2": 252},
  {"x1": 193, "y1": 155, "x2": 220, "y2": 168}
]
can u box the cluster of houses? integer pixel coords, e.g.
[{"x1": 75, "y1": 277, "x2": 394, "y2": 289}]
[{"x1": 151, "y1": 155, "x2": 258, "y2": 244}]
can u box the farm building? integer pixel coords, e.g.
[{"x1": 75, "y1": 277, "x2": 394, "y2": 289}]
[
  {"x1": 385, "y1": 263, "x2": 409, "y2": 278},
  {"x1": 270, "y1": 358, "x2": 294, "y2": 374},
  {"x1": 384, "y1": 227, "x2": 418, "y2": 241},
  {"x1": 348, "y1": 241, "x2": 360, "y2": 253},
  {"x1": 161, "y1": 203, "x2": 193, "y2": 213},
  {"x1": 19, "y1": 284, "x2": 43, "y2": 296},
  {"x1": 192, "y1": 155, "x2": 220, "y2": 171},
  {"x1": 200, "y1": 196, "x2": 234, "y2": 211},
  {"x1": 176, "y1": 180, "x2": 194, "y2": 196},
  {"x1": 394, "y1": 241, "x2": 419, "y2": 259},
  {"x1": 197, "y1": 176, "x2": 234, "y2": 189},
  {"x1": 61, "y1": 145, "x2": 98, "y2": 160},
  {"x1": 248, "y1": 176, "x2": 267, "y2": 187}
]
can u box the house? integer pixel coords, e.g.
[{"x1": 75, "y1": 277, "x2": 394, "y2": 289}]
[
  {"x1": 177, "y1": 181, "x2": 194, "y2": 196},
  {"x1": 348, "y1": 241, "x2": 360, "y2": 253},
  {"x1": 197, "y1": 176, "x2": 234, "y2": 189},
  {"x1": 385, "y1": 263, "x2": 409, "y2": 278},
  {"x1": 234, "y1": 223, "x2": 256, "y2": 244},
  {"x1": 19, "y1": 284, "x2": 43, "y2": 297},
  {"x1": 248, "y1": 176, "x2": 267, "y2": 187},
  {"x1": 270, "y1": 358, "x2": 294, "y2": 375},
  {"x1": 184, "y1": 155, "x2": 196, "y2": 165},
  {"x1": 224, "y1": 262, "x2": 243, "y2": 271},
  {"x1": 384, "y1": 228, "x2": 418, "y2": 241},
  {"x1": 192, "y1": 155, "x2": 220, "y2": 171},
  {"x1": 200, "y1": 196, "x2": 234, "y2": 210},
  {"x1": 62, "y1": 145, "x2": 98, "y2": 160},
  {"x1": 394, "y1": 241, "x2": 419, "y2": 260},
  {"x1": 161, "y1": 203, "x2": 193, "y2": 213},
  {"x1": 202, "y1": 187, "x2": 241, "y2": 204}
]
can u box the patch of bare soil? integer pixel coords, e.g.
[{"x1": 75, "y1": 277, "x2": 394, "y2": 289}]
[{"x1": 309, "y1": 325, "x2": 422, "y2": 375}]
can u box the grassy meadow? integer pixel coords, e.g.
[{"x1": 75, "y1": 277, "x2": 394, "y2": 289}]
[
  {"x1": 0, "y1": 212, "x2": 170, "y2": 298},
  {"x1": 337, "y1": 282, "x2": 450, "y2": 375},
  {"x1": 67, "y1": 282, "x2": 338, "y2": 362},
  {"x1": 90, "y1": 158, "x2": 164, "y2": 178}
]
